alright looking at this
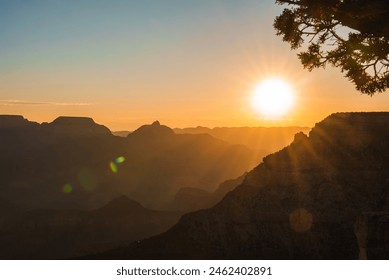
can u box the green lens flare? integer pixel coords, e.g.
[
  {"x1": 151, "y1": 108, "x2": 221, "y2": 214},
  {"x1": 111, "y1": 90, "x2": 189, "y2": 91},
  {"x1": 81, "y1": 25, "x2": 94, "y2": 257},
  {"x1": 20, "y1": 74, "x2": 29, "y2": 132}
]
[
  {"x1": 110, "y1": 161, "x2": 118, "y2": 173},
  {"x1": 63, "y1": 183, "x2": 73, "y2": 193},
  {"x1": 115, "y1": 156, "x2": 125, "y2": 164}
]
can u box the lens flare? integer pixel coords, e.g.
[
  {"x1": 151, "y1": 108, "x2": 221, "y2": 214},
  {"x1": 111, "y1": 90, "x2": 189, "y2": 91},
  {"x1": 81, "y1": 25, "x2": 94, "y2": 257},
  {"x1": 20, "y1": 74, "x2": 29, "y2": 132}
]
[
  {"x1": 62, "y1": 183, "x2": 73, "y2": 194},
  {"x1": 116, "y1": 156, "x2": 125, "y2": 164},
  {"x1": 110, "y1": 161, "x2": 118, "y2": 173}
]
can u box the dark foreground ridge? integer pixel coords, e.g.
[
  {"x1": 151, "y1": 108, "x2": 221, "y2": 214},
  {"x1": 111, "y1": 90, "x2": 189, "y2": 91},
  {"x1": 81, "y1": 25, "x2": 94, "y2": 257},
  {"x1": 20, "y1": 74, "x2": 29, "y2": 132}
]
[{"x1": 91, "y1": 112, "x2": 389, "y2": 259}]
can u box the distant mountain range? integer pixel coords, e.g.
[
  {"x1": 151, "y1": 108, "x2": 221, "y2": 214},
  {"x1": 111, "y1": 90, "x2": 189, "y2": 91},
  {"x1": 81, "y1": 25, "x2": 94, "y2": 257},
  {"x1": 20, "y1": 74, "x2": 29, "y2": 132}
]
[
  {"x1": 0, "y1": 115, "x2": 267, "y2": 259},
  {"x1": 0, "y1": 116, "x2": 260, "y2": 210},
  {"x1": 91, "y1": 112, "x2": 389, "y2": 260},
  {"x1": 114, "y1": 126, "x2": 311, "y2": 158},
  {"x1": 4, "y1": 113, "x2": 387, "y2": 260},
  {"x1": 174, "y1": 126, "x2": 310, "y2": 154}
]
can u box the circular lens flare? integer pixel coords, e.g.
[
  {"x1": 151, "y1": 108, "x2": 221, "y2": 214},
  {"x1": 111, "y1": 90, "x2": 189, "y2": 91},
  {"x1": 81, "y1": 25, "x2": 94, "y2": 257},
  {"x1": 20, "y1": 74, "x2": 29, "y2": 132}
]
[{"x1": 63, "y1": 183, "x2": 73, "y2": 194}]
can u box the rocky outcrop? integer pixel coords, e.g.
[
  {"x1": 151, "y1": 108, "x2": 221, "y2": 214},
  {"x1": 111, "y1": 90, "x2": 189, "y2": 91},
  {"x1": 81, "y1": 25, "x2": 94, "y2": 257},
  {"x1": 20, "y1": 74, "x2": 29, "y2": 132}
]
[
  {"x1": 128, "y1": 120, "x2": 174, "y2": 141},
  {"x1": 95, "y1": 112, "x2": 389, "y2": 259},
  {"x1": 0, "y1": 115, "x2": 37, "y2": 128},
  {"x1": 47, "y1": 116, "x2": 111, "y2": 137}
]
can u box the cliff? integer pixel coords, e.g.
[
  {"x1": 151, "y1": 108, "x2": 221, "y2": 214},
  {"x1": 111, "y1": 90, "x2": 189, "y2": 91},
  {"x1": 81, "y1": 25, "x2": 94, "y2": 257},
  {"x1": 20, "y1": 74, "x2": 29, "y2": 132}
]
[
  {"x1": 0, "y1": 115, "x2": 37, "y2": 128},
  {"x1": 95, "y1": 112, "x2": 389, "y2": 259}
]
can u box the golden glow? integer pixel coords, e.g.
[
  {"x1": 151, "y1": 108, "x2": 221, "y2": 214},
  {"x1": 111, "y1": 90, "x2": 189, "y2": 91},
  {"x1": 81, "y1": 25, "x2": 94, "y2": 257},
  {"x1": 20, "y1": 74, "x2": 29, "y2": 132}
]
[{"x1": 252, "y1": 78, "x2": 294, "y2": 118}]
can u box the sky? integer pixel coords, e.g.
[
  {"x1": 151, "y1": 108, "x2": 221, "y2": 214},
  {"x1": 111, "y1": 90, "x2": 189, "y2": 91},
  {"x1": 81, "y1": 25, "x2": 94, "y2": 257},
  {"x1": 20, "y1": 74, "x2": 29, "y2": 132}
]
[{"x1": 0, "y1": 0, "x2": 388, "y2": 130}]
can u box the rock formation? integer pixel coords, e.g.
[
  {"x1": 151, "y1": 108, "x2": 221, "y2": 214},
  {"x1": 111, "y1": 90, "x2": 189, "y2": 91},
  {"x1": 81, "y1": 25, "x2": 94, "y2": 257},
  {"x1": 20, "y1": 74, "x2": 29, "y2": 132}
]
[
  {"x1": 94, "y1": 112, "x2": 389, "y2": 259},
  {"x1": 0, "y1": 116, "x2": 259, "y2": 210}
]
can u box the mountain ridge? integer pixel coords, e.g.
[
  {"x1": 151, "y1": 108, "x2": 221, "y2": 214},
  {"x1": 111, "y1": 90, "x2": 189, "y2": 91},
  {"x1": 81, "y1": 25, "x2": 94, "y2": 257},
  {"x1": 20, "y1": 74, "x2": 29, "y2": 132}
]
[
  {"x1": 90, "y1": 112, "x2": 389, "y2": 259},
  {"x1": 173, "y1": 125, "x2": 311, "y2": 155},
  {"x1": 0, "y1": 115, "x2": 260, "y2": 210}
]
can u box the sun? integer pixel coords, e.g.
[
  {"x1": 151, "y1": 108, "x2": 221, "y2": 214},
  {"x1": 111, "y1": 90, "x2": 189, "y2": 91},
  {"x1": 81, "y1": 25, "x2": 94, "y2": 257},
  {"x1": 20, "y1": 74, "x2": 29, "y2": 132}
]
[{"x1": 251, "y1": 78, "x2": 294, "y2": 118}]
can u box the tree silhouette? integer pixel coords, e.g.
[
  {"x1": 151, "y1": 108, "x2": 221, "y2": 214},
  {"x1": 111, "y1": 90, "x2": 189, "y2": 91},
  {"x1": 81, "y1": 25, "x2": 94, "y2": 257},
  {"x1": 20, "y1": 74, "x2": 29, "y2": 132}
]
[{"x1": 274, "y1": 0, "x2": 389, "y2": 94}]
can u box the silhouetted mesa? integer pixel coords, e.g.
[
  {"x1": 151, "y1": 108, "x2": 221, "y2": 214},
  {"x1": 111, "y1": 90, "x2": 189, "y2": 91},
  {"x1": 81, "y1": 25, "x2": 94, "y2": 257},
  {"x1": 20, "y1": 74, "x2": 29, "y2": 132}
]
[
  {"x1": 0, "y1": 115, "x2": 36, "y2": 128},
  {"x1": 92, "y1": 112, "x2": 389, "y2": 260},
  {"x1": 47, "y1": 116, "x2": 111, "y2": 137}
]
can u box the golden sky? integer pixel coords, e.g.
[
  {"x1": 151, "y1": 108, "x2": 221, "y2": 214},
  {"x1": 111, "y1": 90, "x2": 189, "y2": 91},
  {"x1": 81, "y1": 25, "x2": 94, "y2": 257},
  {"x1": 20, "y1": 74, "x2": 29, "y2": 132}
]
[{"x1": 0, "y1": 0, "x2": 388, "y2": 130}]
